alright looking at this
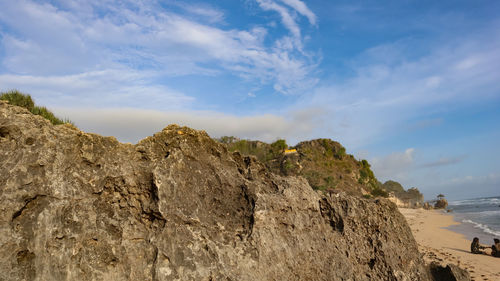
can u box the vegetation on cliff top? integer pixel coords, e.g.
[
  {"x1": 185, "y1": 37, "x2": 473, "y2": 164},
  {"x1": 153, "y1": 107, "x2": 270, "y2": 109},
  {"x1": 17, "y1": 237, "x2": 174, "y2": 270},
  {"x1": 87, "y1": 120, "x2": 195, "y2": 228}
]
[
  {"x1": 0, "y1": 90, "x2": 73, "y2": 126},
  {"x1": 219, "y1": 136, "x2": 388, "y2": 197},
  {"x1": 382, "y1": 180, "x2": 424, "y2": 203},
  {"x1": 219, "y1": 137, "x2": 426, "y2": 200}
]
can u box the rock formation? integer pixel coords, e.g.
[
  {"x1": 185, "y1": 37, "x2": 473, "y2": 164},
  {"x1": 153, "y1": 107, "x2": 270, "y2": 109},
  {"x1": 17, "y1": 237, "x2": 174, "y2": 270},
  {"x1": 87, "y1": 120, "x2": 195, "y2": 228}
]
[
  {"x1": 0, "y1": 101, "x2": 463, "y2": 280},
  {"x1": 434, "y1": 199, "x2": 449, "y2": 209},
  {"x1": 429, "y1": 262, "x2": 471, "y2": 281}
]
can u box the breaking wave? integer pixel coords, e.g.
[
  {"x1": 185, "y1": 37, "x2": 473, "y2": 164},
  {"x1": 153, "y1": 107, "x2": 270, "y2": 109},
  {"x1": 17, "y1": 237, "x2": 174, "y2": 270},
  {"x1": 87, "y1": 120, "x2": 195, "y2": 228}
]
[
  {"x1": 462, "y1": 219, "x2": 500, "y2": 237},
  {"x1": 450, "y1": 197, "x2": 500, "y2": 206}
]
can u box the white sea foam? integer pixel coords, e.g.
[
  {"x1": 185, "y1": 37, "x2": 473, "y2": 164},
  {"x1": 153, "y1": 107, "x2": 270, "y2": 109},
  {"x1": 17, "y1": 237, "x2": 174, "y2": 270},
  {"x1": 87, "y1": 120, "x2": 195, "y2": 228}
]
[
  {"x1": 476, "y1": 210, "x2": 500, "y2": 217},
  {"x1": 450, "y1": 197, "x2": 500, "y2": 206},
  {"x1": 462, "y1": 219, "x2": 500, "y2": 237}
]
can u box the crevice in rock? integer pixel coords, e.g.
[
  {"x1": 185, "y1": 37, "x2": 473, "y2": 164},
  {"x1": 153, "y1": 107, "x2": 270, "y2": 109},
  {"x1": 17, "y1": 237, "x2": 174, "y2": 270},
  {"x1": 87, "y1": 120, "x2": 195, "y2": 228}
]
[
  {"x1": 151, "y1": 246, "x2": 159, "y2": 281},
  {"x1": 16, "y1": 249, "x2": 36, "y2": 280},
  {"x1": 143, "y1": 175, "x2": 166, "y2": 228},
  {"x1": 12, "y1": 195, "x2": 47, "y2": 221},
  {"x1": 369, "y1": 258, "x2": 376, "y2": 269},
  {"x1": 0, "y1": 126, "x2": 9, "y2": 139},
  {"x1": 150, "y1": 177, "x2": 160, "y2": 203},
  {"x1": 25, "y1": 137, "x2": 35, "y2": 145},
  {"x1": 319, "y1": 198, "x2": 344, "y2": 233},
  {"x1": 240, "y1": 184, "x2": 256, "y2": 238}
]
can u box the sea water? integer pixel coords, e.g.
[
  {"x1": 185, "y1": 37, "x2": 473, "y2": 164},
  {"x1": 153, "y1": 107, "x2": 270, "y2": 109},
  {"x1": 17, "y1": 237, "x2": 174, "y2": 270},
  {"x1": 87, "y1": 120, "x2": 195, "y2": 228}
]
[{"x1": 447, "y1": 196, "x2": 500, "y2": 244}]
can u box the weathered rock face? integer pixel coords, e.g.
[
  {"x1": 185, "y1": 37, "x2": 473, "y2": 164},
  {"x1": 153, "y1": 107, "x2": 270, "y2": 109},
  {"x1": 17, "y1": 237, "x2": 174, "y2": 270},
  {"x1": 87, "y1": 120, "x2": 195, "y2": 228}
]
[{"x1": 1, "y1": 101, "x2": 433, "y2": 280}]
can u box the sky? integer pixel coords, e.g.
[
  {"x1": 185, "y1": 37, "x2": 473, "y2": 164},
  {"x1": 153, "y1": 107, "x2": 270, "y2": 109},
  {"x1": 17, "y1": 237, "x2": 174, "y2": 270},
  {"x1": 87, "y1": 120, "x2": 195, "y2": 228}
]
[{"x1": 1, "y1": 0, "x2": 499, "y2": 200}]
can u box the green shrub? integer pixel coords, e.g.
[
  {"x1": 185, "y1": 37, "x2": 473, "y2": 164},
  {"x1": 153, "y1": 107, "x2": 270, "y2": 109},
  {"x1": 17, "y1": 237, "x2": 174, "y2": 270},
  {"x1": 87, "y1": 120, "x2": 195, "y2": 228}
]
[
  {"x1": 1, "y1": 90, "x2": 73, "y2": 125},
  {"x1": 284, "y1": 161, "x2": 295, "y2": 171},
  {"x1": 218, "y1": 136, "x2": 239, "y2": 144},
  {"x1": 321, "y1": 139, "x2": 334, "y2": 157},
  {"x1": 358, "y1": 159, "x2": 376, "y2": 185},
  {"x1": 271, "y1": 139, "x2": 287, "y2": 152},
  {"x1": 324, "y1": 176, "x2": 337, "y2": 189},
  {"x1": 334, "y1": 147, "x2": 346, "y2": 159},
  {"x1": 0, "y1": 90, "x2": 35, "y2": 111},
  {"x1": 370, "y1": 187, "x2": 388, "y2": 197}
]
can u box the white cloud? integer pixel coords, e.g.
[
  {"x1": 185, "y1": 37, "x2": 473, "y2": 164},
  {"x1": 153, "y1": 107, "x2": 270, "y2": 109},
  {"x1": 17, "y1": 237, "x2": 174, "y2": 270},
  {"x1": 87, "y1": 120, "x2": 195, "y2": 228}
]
[
  {"x1": 370, "y1": 148, "x2": 415, "y2": 181},
  {"x1": 0, "y1": 70, "x2": 194, "y2": 110},
  {"x1": 0, "y1": 0, "x2": 318, "y2": 94},
  {"x1": 279, "y1": 0, "x2": 317, "y2": 25},
  {"x1": 425, "y1": 173, "x2": 500, "y2": 200},
  {"x1": 255, "y1": 0, "x2": 316, "y2": 51},
  {"x1": 257, "y1": 0, "x2": 301, "y2": 40},
  {"x1": 173, "y1": 2, "x2": 226, "y2": 24},
  {"x1": 293, "y1": 27, "x2": 500, "y2": 149},
  {"x1": 52, "y1": 107, "x2": 322, "y2": 144},
  {"x1": 455, "y1": 56, "x2": 481, "y2": 70},
  {"x1": 419, "y1": 155, "x2": 466, "y2": 168}
]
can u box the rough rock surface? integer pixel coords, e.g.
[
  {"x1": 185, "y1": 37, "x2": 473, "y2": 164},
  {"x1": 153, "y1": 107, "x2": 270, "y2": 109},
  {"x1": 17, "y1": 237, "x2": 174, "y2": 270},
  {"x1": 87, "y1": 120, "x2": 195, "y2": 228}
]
[
  {"x1": 1, "y1": 101, "x2": 437, "y2": 280},
  {"x1": 429, "y1": 262, "x2": 471, "y2": 281}
]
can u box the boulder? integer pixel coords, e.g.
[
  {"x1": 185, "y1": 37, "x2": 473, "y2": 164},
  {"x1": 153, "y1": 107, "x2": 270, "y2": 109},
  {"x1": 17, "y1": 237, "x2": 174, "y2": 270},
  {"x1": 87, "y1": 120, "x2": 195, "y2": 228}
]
[
  {"x1": 434, "y1": 199, "x2": 449, "y2": 209},
  {"x1": 0, "y1": 101, "x2": 437, "y2": 280},
  {"x1": 429, "y1": 262, "x2": 471, "y2": 281}
]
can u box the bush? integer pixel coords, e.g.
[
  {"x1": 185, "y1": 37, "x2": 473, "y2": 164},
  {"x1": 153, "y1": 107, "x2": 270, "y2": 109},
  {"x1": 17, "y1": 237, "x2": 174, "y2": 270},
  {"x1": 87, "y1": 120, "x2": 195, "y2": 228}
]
[
  {"x1": 218, "y1": 136, "x2": 239, "y2": 144},
  {"x1": 334, "y1": 146, "x2": 346, "y2": 159},
  {"x1": 0, "y1": 90, "x2": 35, "y2": 111},
  {"x1": 324, "y1": 176, "x2": 337, "y2": 188},
  {"x1": 370, "y1": 187, "x2": 388, "y2": 197},
  {"x1": 1, "y1": 90, "x2": 73, "y2": 125},
  {"x1": 270, "y1": 139, "x2": 287, "y2": 152}
]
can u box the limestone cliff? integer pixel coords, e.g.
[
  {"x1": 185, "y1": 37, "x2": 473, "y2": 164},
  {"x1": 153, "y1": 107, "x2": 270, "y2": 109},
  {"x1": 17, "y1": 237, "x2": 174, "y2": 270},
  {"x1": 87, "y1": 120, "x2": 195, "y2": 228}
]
[{"x1": 0, "y1": 100, "x2": 453, "y2": 280}]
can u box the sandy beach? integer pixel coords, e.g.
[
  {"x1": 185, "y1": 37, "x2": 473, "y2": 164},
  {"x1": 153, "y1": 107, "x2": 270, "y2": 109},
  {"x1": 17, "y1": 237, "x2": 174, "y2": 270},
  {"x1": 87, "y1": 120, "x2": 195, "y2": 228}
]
[{"x1": 399, "y1": 208, "x2": 500, "y2": 281}]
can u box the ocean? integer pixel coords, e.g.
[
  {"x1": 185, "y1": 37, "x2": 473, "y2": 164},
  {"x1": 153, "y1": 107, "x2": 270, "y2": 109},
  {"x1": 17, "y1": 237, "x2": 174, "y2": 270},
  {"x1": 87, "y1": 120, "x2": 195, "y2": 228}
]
[{"x1": 447, "y1": 196, "x2": 500, "y2": 244}]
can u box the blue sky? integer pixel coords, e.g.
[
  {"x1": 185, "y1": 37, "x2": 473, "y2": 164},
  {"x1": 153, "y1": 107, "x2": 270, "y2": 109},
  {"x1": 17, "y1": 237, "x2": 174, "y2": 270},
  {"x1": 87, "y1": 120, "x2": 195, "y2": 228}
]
[{"x1": 1, "y1": 0, "x2": 499, "y2": 200}]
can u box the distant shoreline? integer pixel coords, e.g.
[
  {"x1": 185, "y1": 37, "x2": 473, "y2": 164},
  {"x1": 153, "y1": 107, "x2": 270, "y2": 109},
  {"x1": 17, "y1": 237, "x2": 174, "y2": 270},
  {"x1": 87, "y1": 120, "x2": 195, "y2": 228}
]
[{"x1": 399, "y1": 208, "x2": 500, "y2": 281}]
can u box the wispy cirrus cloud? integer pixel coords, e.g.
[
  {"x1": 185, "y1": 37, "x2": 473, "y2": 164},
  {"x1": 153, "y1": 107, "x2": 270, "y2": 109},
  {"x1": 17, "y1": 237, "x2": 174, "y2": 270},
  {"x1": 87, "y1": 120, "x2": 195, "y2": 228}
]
[
  {"x1": 0, "y1": 69, "x2": 194, "y2": 110},
  {"x1": 257, "y1": 0, "x2": 301, "y2": 39},
  {"x1": 256, "y1": 0, "x2": 317, "y2": 51},
  {"x1": 293, "y1": 23, "x2": 500, "y2": 149},
  {"x1": 170, "y1": 2, "x2": 226, "y2": 24},
  {"x1": 0, "y1": 0, "x2": 319, "y2": 100},
  {"x1": 419, "y1": 155, "x2": 467, "y2": 168},
  {"x1": 279, "y1": 0, "x2": 317, "y2": 25}
]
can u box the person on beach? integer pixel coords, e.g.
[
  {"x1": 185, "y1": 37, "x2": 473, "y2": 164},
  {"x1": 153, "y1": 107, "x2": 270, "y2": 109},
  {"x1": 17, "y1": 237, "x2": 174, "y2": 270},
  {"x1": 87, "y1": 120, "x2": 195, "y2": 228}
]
[
  {"x1": 492, "y1": 238, "x2": 500, "y2": 257},
  {"x1": 470, "y1": 237, "x2": 487, "y2": 254}
]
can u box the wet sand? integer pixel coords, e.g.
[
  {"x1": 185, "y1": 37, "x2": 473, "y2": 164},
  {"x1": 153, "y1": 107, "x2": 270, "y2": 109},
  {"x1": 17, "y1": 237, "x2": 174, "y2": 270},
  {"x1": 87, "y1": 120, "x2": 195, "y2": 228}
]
[{"x1": 399, "y1": 208, "x2": 500, "y2": 281}]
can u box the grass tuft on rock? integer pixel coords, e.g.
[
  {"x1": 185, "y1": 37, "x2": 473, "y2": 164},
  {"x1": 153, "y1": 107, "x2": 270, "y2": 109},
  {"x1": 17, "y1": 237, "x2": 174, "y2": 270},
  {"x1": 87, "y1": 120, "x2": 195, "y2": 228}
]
[{"x1": 0, "y1": 90, "x2": 73, "y2": 126}]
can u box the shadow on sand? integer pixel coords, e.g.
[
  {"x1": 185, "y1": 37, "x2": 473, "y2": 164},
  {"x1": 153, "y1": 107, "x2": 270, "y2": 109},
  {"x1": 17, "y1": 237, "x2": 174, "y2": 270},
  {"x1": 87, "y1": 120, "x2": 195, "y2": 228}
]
[{"x1": 445, "y1": 247, "x2": 494, "y2": 257}]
